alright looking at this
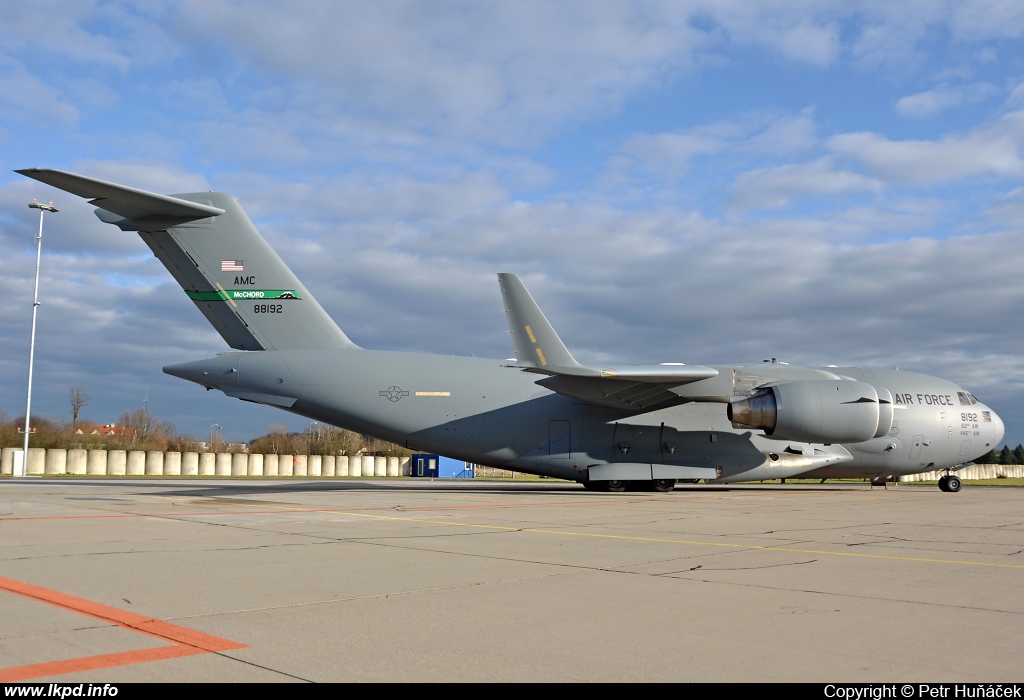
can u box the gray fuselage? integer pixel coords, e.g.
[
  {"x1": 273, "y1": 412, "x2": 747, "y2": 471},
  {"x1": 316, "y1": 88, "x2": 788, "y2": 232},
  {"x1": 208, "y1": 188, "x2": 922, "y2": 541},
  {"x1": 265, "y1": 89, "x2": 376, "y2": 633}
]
[{"x1": 165, "y1": 350, "x2": 1005, "y2": 483}]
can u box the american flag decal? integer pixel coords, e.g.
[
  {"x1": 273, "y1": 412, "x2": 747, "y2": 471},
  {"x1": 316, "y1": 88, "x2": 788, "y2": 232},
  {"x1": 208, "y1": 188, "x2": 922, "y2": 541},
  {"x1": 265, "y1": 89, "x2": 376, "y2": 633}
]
[
  {"x1": 982, "y1": 411, "x2": 992, "y2": 423},
  {"x1": 221, "y1": 260, "x2": 243, "y2": 272}
]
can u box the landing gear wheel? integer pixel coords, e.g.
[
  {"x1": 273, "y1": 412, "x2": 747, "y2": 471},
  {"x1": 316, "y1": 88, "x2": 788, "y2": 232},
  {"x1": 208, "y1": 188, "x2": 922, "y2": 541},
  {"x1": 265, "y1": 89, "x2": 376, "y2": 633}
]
[
  {"x1": 946, "y1": 475, "x2": 961, "y2": 492},
  {"x1": 604, "y1": 480, "x2": 626, "y2": 493},
  {"x1": 652, "y1": 479, "x2": 676, "y2": 493},
  {"x1": 938, "y1": 476, "x2": 949, "y2": 492}
]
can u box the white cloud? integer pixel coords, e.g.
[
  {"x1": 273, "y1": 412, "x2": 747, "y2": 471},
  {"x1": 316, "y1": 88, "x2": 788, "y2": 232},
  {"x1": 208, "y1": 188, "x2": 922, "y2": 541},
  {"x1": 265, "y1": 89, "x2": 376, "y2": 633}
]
[
  {"x1": 617, "y1": 132, "x2": 725, "y2": 178},
  {"x1": 609, "y1": 110, "x2": 819, "y2": 186},
  {"x1": 728, "y1": 158, "x2": 882, "y2": 210},
  {"x1": 0, "y1": 1, "x2": 133, "y2": 70},
  {"x1": 949, "y1": 0, "x2": 1024, "y2": 41},
  {"x1": 0, "y1": 60, "x2": 79, "y2": 128},
  {"x1": 828, "y1": 111, "x2": 1024, "y2": 184},
  {"x1": 174, "y1": 0, "x2": 711, "y2": 144},
  {"x1": 896, "y1": 88, "x2": 966, "y2": 119},
  {"x1": 895, "y1": 82, "x2": 998, "y2": 118}
]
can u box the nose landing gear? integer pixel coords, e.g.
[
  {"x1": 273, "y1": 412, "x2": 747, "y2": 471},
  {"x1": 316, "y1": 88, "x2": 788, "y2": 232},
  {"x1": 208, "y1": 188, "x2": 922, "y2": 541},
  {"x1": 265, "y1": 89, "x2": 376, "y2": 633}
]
[{"x1": 938, "y1": 474, "x2": 961, "y2": 492}]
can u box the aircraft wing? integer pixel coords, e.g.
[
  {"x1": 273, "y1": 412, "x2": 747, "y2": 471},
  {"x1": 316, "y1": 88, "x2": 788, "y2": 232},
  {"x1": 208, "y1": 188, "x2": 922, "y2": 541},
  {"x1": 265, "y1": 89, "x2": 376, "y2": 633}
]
[{"x1": 497, "y1": 273, "x2": 717, "y2": 410}]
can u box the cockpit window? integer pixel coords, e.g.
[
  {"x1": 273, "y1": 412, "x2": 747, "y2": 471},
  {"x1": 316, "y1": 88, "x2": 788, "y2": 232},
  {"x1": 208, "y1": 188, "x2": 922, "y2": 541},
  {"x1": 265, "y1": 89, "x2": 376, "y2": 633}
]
[{"x1": 958, "y1": 391, "x2": 980, "y2": 405}]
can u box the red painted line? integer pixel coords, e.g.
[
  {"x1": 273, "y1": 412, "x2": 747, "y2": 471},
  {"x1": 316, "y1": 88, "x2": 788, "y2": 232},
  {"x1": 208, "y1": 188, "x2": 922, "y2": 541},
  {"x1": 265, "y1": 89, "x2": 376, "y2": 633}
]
[
  {"x1": 0, "y1": 645, "x2": 205, "y2": 683},
  {"x1": 0, "y1": 576, "x2": 245, "y2": 682}
]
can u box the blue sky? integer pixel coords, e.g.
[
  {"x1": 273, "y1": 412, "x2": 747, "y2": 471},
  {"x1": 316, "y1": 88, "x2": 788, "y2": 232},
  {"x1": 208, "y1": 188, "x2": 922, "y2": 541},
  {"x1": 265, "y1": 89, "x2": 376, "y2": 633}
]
[{"x1": 1, "y1": 1, "x2": 1022, "y2": 447}]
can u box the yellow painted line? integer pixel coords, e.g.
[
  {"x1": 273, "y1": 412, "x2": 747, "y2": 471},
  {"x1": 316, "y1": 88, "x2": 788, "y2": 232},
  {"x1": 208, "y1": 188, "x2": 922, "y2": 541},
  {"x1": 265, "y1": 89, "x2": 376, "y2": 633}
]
[
  {"x1": 536, "y1": 348, "x2": 547, "y2": 366},
  {"x1": 525, "y1": 325, "x2": 537, "y2": 343},
  {"x1": 228, "y1": 501, "x2": 1024, "y2": 571}
]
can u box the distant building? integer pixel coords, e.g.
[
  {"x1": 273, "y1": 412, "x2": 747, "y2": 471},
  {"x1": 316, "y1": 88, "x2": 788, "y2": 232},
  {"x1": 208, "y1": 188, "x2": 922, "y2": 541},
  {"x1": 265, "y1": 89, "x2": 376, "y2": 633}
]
[{"x1": 73, "y1": 423, "x2": 134, "y2": 439}]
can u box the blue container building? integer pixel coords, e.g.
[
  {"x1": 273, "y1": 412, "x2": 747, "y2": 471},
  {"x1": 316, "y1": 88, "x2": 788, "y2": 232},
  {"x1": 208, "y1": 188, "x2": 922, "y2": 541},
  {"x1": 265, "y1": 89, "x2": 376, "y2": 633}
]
[{"x1": 410, "y1": 454, "x2": 475, "y2": 478}]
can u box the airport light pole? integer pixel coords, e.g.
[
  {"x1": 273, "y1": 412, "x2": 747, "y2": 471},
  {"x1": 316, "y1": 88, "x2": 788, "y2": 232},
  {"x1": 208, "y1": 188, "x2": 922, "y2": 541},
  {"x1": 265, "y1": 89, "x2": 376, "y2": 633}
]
[
  {"x1": 210, "y1": 424, "x2": 221, "y2": 451},
  {"x1": 17, "y1": 201, "x2": 58, "y2": 478}
]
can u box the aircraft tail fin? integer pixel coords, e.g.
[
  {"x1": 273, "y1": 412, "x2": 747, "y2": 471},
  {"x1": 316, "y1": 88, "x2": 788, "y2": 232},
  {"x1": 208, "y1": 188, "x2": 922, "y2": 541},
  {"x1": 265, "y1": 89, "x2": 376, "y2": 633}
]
[
  {"x1": 17, "y1": 168, "x2": 358, "y2": 351},
  {"x1": 497, "y1": 273, "x2": 584, "y2": 373}
]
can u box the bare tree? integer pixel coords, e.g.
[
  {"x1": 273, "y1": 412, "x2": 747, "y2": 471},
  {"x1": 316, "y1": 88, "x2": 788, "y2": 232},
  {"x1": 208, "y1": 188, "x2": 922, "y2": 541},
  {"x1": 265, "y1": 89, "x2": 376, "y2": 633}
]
[
  {"x1": 69, "y1": 385, "x2": 88, "y2": 434},
  {"x1": 118, "y1": 407, "x2": 167, "y2": 450}
]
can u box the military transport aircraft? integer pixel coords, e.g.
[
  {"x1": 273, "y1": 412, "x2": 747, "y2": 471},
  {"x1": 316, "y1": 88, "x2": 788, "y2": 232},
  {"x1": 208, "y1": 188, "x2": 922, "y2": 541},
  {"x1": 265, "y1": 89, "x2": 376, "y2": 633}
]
[{"x1": 17, "y1": 168, "x2": 1005, "y2": 493}]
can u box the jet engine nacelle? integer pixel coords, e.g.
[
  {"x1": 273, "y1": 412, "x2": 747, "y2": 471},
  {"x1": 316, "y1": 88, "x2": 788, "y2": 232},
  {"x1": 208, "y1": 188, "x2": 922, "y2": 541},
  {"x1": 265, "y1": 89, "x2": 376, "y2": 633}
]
[{"x1": 728, "y1": 380, "x2": 894, "y2": 444}]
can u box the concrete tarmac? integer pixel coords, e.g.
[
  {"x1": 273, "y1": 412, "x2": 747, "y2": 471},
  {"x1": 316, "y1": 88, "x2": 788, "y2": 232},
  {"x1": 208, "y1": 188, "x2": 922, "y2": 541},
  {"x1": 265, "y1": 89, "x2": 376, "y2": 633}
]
[{"x1": 0, "y1": 478, "x2": 1021, "y2": 682}]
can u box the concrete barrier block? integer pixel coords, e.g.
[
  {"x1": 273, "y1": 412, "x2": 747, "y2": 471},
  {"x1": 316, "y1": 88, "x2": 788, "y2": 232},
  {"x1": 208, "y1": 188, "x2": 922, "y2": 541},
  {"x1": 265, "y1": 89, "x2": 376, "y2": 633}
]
[
  {"x1": 348, "y1": 455, "x2": 360, "y2": 477},
  {"x1": 231, "y1": 453, "x2": 247, "y2": 476},
  {"x1": 181, "y1": 452, "x2": 199, "y2": 476},
  {"x1": 67, "y1": 449, "x2": 87, "y2": 475},
  {"x1": 336, "y1": 455, "x2": 349, "y2": 477},
  {"x1": 44, "y1": 449, "x2": 67, "y2": 475},
  {"x1": 264, "y1": 453, "x2": 279, "y2": 476},
  {"x1": 107, "y1": 450, "x2": 126, "y2": 475},
  {"x1": 86, "y1": 450, "x2": 107, "y2": 475},
  {"x1": 322, "y1": 455, "x2": 335, "y2": 477},
  {"x1": 215, "y1": 453, "x2": 232, "y2": 476},
  {"x1": 293, "y1": 454, "x2": 307, "y2": 477},
  {"x1": 374, "y1": 456, "x2": 386, "y2": 477},
  {"x1": 26, "y1": 448, "x2": 46, "y2": 475},
  {"x1": 279, "y1": 455, "x2": 294, "y2": 477},
  {"x1": 248, "y1": 453, "x2": 264, "y2": 476},
  {"x1": 198, "y1": 453, "x2": 216, "y2": 476},
  {"x1": 145, "y1": 451, "x2": 164, "y2": 476},
  {"x1": 126, "y1": 451, "x2": 145, "y2": 476},
  {"x1": 164, "y1": 452, "x2": 182, "y2": 476},
  {"x1": 1, "y1": 447, "x2": 18, "y2": 475},
  {"x1": 308, "y1": 455, "x2": 322, "y2": 477},
  {"x1": 401, "y1": 457, "x2": 411, "y2": 476},
  {"x1": 386, "y1": 456, "x2": 399, "y2": 477}
]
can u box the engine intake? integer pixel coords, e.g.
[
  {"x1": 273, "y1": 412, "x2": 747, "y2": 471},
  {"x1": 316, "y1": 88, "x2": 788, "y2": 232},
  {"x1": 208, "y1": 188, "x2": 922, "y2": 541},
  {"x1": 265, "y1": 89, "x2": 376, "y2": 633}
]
[{"x1": 728, "y1": 379, "x2": 893, "y2": 444}]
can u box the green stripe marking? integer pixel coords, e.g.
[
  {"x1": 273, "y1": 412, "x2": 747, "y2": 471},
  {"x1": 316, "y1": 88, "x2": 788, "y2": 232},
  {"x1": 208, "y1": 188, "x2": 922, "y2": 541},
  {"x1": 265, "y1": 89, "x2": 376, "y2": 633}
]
[{"x1": 186, "y1": 290, "x2": 302, "y2": 301}]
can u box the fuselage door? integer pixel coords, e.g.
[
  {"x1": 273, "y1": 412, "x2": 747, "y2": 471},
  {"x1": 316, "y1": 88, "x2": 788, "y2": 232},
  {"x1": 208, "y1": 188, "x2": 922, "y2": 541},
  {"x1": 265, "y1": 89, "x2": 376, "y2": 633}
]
[
  {"x1": 549, "y1": 420, "x2": 571, "y2": 460},
  {"x1": 909, "y1": 435, "x2": 923, "y2": 460}
]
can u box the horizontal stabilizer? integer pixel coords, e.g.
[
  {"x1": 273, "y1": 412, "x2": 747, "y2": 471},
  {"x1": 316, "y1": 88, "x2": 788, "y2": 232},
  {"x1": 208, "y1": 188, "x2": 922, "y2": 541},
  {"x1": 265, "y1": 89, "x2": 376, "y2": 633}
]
[{"x1": 16, "y1": 168, "x2": 224, "y2": 225}]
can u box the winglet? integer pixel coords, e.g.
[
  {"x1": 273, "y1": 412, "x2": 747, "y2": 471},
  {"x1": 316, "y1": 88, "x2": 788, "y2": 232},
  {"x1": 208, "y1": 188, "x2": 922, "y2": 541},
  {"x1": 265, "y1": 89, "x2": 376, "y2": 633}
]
[{"x1": 497, "y1": 273, "x2": 584, "y2": 373}]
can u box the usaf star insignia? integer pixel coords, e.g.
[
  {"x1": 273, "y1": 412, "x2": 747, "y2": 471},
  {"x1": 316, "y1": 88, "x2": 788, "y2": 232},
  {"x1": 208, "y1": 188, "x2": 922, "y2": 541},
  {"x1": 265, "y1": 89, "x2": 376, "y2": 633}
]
[{"x1": 380, "y1": 386, "x2": 410, "y2": 402}]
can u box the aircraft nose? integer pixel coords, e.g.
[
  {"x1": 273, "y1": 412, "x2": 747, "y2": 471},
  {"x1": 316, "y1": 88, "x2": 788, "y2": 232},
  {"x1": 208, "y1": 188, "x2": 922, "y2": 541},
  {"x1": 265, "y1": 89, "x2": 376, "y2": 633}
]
[{"x1": 989, "y1": 408, "x2": 1005, "y2": 447}]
